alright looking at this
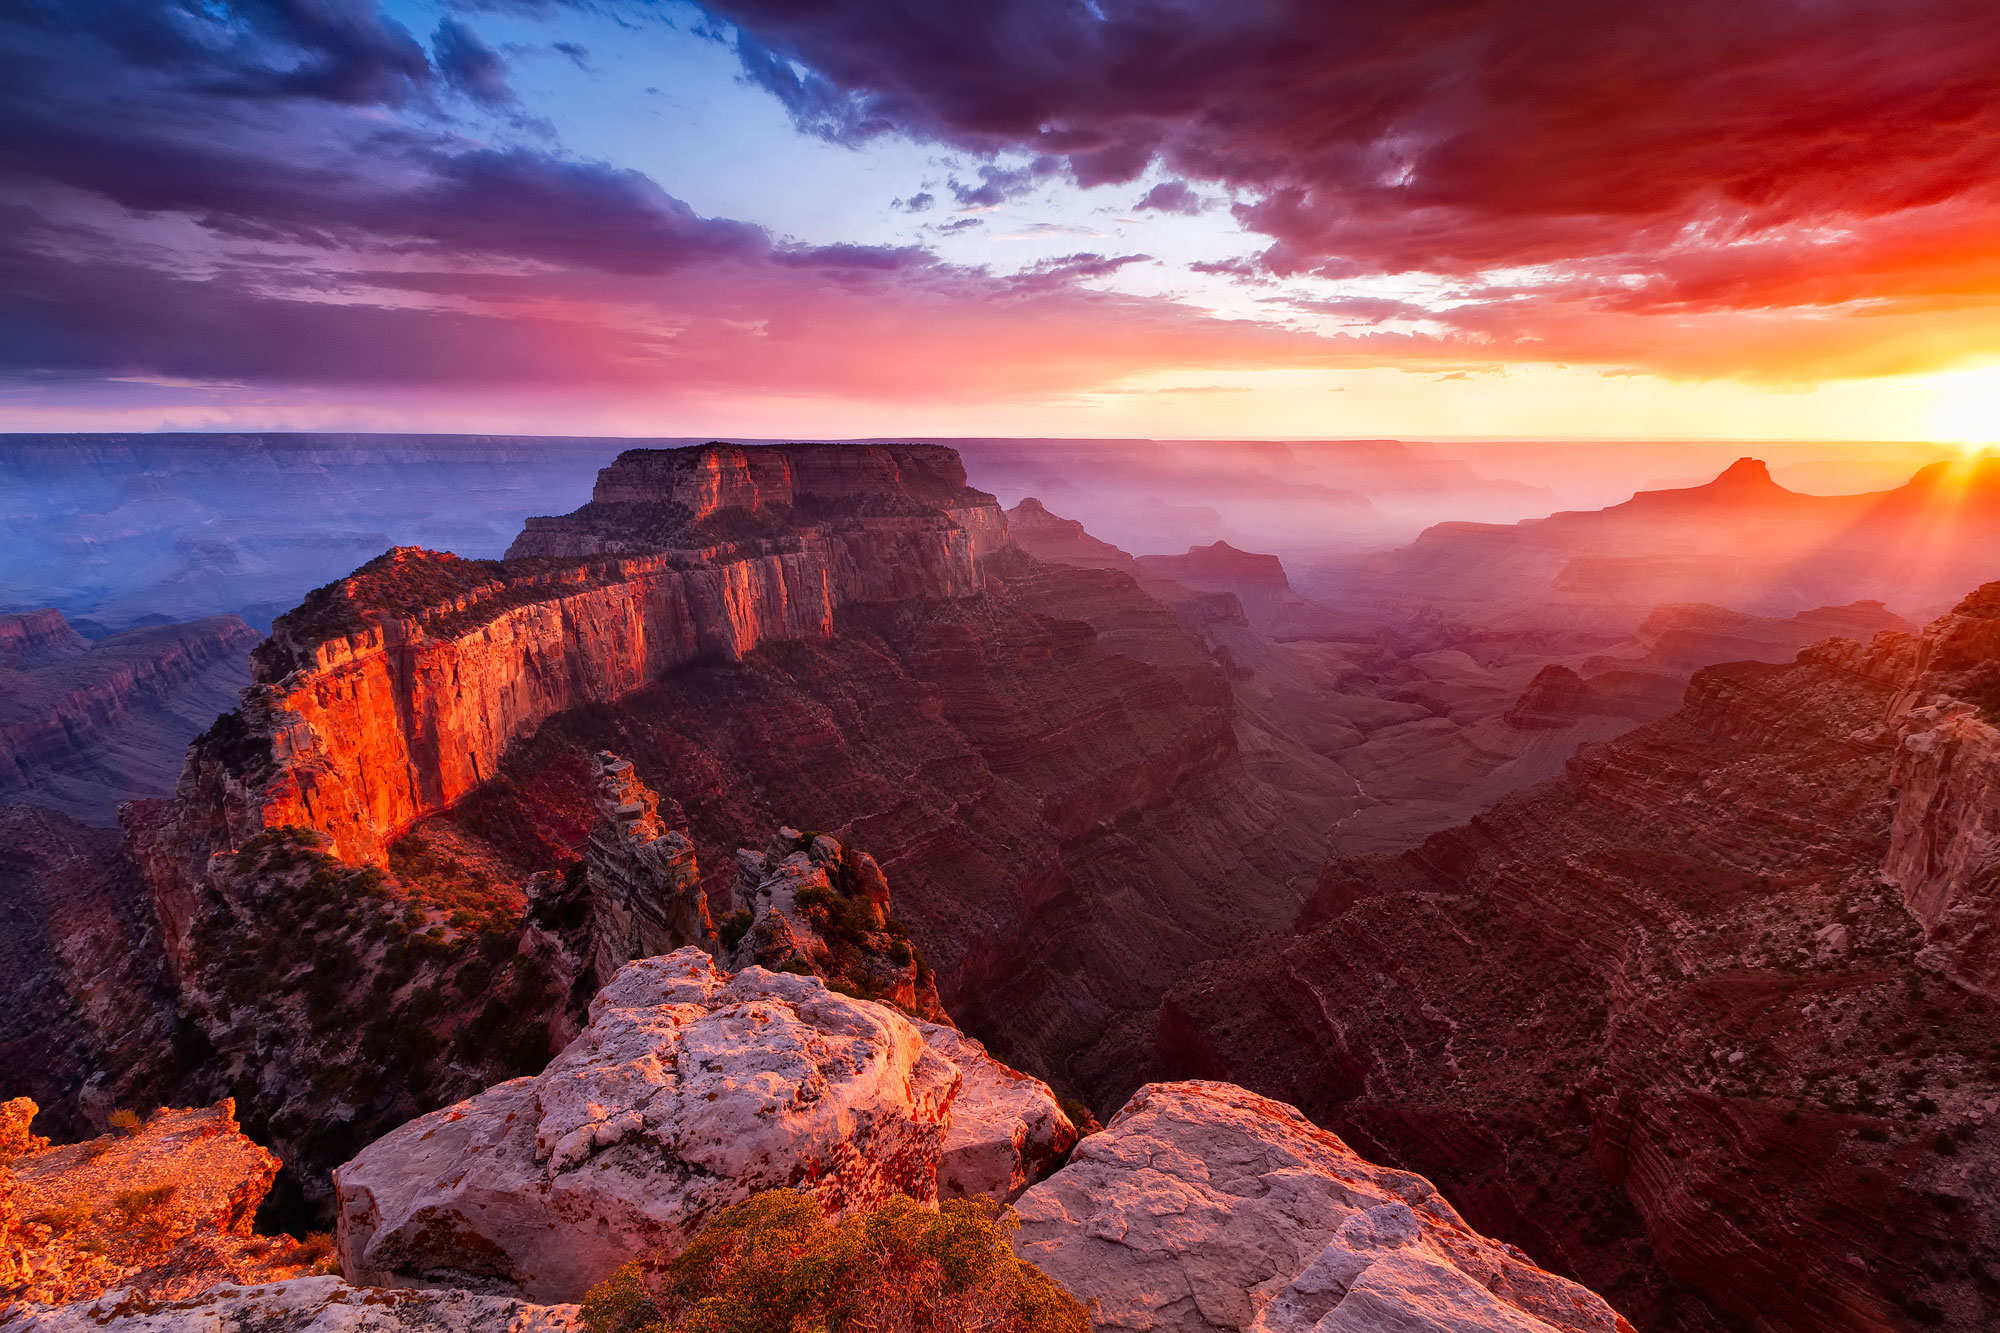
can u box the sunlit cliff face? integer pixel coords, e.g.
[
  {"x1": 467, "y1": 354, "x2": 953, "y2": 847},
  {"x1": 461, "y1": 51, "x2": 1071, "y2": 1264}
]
[{"x1": 5, "y1": 1, "x2": 2000, "y2": 439}]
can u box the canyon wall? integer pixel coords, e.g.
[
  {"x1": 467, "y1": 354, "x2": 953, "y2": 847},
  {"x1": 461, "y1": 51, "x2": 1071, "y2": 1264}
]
[
  {"x1": 189, "y1": 444, "x2": 1007, "y2": 865},
  {"x1": 0, "y1": 613, "x2": 258, "y2": 822},
  {"x1": 1161, "y1": 591, "x2": 2000, "y2": 1332}
]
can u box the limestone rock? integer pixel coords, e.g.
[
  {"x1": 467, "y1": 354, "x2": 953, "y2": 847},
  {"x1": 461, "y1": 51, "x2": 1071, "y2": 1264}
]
[
  {"x1": 726, "y1": 829, "x2": 942, "y2": 1021},
  {"x1": 2, "y1": 1100, "x2": 314, "y2": 1312},
  {"x1": 5, "y1": 1276, "x2": 578, "y2": 1332},
  {"x1": 585, "y1": 751, "x2": 713, "y2": 980},
  {"x1": 334, "y1": 949, "x2": 960, "y2": 1301},
  {"x1": 1013, "y1": 1082, "x2": 1632, "y2": 1333},
  {"x1": 917, "y1": 1023, "x2": 1077, "y2": 1203},
  {"x1": 0, "y1": 1103, "x2": 47, "y2": 1168}
]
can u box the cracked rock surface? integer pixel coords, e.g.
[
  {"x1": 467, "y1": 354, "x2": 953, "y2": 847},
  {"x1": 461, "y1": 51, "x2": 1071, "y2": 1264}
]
[
  {"x1": 1012, "y1": 1081, "x2": 1632, "y2": 1333},
  {"x1": 333, "y1": 948, "x2": 958, "y2": 1302}
]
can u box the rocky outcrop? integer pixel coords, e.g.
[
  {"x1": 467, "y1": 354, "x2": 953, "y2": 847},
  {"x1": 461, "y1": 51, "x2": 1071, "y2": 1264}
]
[
  {"x1": 1005, "y1": 496, "x2": 1140, "y2": 571},
  {"x1": 0, "y1": 613, "x2": 256, "y2": 824},
  {"x1": 1137, "y1": 541, "x2": 1290, "y2": 592},
  {"x1": 508, "y1": 442, "x2": 1008, "y2": 561},
  {"x1": 918, "y1": 1023, "x2": 1077, "y2": 1203},
  {"x1": 724, "y1": 826, "x2": 944, "y2": 1021},
  {"x1": 1, "y1": 1100, "x2": 319, "y2": 1313},
  {"x1": 0, "y1": 612, "x2": 88, "y2": 669},
  {"x1": 334, "y1": 949, "x2": 970, "y2": 1300},
  {"x1": 583, "y1": 752, "x2": 712, "y2": 980},
  {"x1": 1015, "y1": 1081, "x2": 1631, "y2": 1333},
  {"x1": 7, "y1": 1277, "x2": 578, "y2": 1332}
]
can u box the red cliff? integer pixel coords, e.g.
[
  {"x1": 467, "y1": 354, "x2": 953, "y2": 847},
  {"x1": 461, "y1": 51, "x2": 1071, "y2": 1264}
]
[{"x1": 185, "y1": 444, "x2": 1007, "y2": 866}]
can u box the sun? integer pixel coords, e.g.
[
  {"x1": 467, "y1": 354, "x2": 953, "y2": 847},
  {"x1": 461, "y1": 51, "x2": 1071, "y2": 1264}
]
[{"x1": 1926, "y1": 365, "x2": 2000, "y2": 452}]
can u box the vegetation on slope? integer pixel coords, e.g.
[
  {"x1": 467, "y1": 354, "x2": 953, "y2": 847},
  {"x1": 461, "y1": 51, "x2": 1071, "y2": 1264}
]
[{"x1": 580, "y1": 1190, "x2": 1087, "y2": 1333}]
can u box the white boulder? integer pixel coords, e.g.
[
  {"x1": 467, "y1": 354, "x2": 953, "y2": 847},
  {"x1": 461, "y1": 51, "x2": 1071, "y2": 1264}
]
[
  {"x1": 917, "y1": 1022, "x2": 1077, "y2": 1202},
  {"x1": 335, "y1": 949, "x2": 958, "y2": 1301},
  {"x1": 1013, "y1": 1081, "x2": 1633, "y2": 1333}
]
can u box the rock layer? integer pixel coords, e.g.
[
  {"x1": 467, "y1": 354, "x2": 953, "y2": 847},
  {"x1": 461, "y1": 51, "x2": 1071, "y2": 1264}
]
[
  {"x1": 0, "y1": 612, "x2": 256, "y2": 824},
  {"x1": 1014, "y1": 1081, "x2": 1632, "y2": 1333}
]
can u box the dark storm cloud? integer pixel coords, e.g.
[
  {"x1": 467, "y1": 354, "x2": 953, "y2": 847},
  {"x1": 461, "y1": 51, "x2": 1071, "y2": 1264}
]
[
  {"x1": 701, "y1": 0, "x2": 2000, "y2": 289},
  {"x1": 432, "y1": 18, "x2": 513, "y2": 105},
  {"x1": 0, "y1": 4, "x2": 776, "y2": 272}
]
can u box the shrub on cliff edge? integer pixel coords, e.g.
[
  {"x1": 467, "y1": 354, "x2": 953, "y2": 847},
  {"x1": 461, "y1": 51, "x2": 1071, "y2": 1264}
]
[{"x1": 579, "y1": 1189, "x2": 1087, "y2": 1333}]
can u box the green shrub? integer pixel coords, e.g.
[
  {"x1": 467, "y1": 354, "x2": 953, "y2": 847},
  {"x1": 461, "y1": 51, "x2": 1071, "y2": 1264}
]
[
  {"x1": 112, "y1": 1183, "x2": 178, "y2": 1226},
  {"x1": 33, "y1": 1199, "x2": 93, "y2": 1232},
  {"x1": 718, "y1": 910, "x2": 754, "y2": 949},
  {"x1": 580, "y1": 1190, "x2": 1087, "y2": 1333},
  {"x1": 107, "y1": 1109, "x2": 145, "y2": 1137}
]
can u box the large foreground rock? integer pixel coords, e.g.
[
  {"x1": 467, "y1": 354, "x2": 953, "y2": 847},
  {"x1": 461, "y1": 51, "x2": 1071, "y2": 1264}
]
[
  {"x1": 5, "y1": 1276, "x2": 576, "y2": 1331},
  {"x1": 917, "y1": 1022, "x2": 1077, "y2": 1202},
  {"x1": 335, "y1": 949, "x2": 963, "y2": 1301},
  {"x1": 1014, "y1": 1082, "x2": 1632, "y2": 1333}
]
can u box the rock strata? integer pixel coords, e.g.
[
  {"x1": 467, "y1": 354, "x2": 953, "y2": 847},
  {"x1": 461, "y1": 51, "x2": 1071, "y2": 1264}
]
[
  {"x1": 167, "y1": 444, "x2": 1005, "y2": 867},
  {"x1": 1014, "y1": 1081, "x2": 1632, "y2": 1333},
  {"x1": 0, "y1": 612, "x2": 257, "y2": 823}
]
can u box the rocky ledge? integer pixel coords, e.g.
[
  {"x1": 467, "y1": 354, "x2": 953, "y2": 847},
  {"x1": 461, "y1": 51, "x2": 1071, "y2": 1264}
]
[
  {"x1": 1017, "y1": 1081, "x2": 1632, "y2": 1333},
  {"x1": 5, "y1": 992, "x2": 1628, "y2": 1332},
  {"x1": 1, "y1": 1098, "x2": 319, "y2": 1313}
]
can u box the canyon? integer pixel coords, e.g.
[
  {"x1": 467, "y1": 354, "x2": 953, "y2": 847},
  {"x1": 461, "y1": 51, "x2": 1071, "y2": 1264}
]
[
  {"x1": 1161, "y1": 585, "x2": 2000, "y2": 1331},
  {"x1": 0, "y1": 610, "x2": 257, "y2": 824},
  {"x1": 10, "y1": 437, "x2": 2000, "y2": 1332}
]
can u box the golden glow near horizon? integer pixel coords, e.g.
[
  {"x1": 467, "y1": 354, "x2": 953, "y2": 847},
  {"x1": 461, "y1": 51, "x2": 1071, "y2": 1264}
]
[{"x1": 1925, "y1": 366, "x2": 2000, "y2": 450}]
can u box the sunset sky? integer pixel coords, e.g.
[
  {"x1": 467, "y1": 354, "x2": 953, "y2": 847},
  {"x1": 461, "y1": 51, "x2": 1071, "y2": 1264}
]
[{"x1": 6, "y1": 0, "x2": 2000, "y2": 442}]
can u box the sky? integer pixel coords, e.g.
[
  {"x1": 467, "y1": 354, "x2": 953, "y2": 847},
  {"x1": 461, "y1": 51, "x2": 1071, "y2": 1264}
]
[{"x1": 4, "y1": 0, "x2": 2000, "y2": 442}]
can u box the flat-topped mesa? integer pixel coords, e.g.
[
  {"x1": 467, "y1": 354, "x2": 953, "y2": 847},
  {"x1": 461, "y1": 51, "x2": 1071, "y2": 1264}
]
[
  {"x1": 1135, "y1": 541, "x2": 1290, "y2": 591},
  {"x1": 169, "y1": 444, "x2": 1010, "y2": 867},
  {"x1": 506, "y1": 442, "x2": 1009, "y2": 560}
]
